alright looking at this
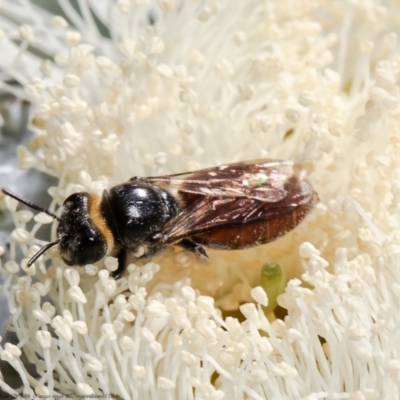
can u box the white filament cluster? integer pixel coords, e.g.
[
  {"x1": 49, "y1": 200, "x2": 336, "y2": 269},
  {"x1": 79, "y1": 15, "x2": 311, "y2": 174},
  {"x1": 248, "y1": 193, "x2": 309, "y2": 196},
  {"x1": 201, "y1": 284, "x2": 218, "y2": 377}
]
[
  {"x1": 2, "y1": 239, "x2": 400, "y2": 398},
  {"x1": 1, "y1": 0, "x2": 400, "y2": 398}
]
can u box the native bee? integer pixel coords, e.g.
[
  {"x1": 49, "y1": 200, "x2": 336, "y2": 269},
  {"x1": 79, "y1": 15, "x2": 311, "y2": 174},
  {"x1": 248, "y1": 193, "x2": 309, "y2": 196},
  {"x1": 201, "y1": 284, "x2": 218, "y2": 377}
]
[{"x1": 2, "y1": 159, "x2": 317, "y2": 279}]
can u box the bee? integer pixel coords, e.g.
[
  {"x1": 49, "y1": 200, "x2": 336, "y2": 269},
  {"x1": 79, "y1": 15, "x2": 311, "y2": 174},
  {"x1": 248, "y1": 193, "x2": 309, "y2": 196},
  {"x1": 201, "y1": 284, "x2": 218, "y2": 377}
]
[{"x1": 2, "y1": 159, "x2": 317, "y2": 279}]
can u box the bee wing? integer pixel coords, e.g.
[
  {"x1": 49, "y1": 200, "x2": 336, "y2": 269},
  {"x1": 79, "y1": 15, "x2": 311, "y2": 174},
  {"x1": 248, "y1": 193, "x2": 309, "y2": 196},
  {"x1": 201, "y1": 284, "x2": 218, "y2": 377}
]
[
  {"x1": 155, "y1": 161, "x2": 316, "y2": 243},
  {"x1": 138, "y1": 159, "x2": 296, "y2": 202},
  {"x1": 159, "y1": 175, "x2": 315, "y2": 244}
]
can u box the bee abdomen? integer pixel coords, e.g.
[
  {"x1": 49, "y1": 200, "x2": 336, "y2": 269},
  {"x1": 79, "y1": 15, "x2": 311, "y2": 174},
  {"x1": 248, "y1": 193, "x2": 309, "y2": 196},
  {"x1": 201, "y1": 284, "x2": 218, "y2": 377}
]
[{"x1": 190, "y1": 200, "x2": 315, "y2": 250}]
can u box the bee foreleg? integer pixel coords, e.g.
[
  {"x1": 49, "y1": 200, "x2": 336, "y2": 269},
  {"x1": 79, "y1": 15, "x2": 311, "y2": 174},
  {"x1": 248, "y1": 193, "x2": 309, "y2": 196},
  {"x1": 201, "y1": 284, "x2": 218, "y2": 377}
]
[{"x1": 177, "y1": 239, "x2": 209, "y2": 260}]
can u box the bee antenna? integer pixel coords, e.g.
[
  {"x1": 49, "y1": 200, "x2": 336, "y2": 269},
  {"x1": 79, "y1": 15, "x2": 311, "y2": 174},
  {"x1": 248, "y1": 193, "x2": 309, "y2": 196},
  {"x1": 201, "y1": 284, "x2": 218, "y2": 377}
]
[
  {"x1": 1, "y1": 188, "x2": 60, "y2": 221},
  {"x1": 27, "y1": 238, "x2": 62, "y2": 267}
]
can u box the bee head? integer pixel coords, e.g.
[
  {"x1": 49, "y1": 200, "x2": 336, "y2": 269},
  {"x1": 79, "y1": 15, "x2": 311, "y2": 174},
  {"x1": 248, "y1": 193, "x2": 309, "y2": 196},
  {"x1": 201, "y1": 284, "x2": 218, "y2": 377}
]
[
  {"x1": 57, "y1": 192, "x2": 112, "y2": 266},
  {"x1": 1, "y1": 188, "x2": 114, "y2": 268}
]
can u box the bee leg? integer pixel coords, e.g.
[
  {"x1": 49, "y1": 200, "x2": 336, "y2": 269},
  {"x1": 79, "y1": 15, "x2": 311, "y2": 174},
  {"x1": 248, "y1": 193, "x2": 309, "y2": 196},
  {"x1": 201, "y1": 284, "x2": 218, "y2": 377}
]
[
  {"x1": 177, "y1": 239, "x2": 209, "y2": 260},
  {"x1": 111, "y1": 248, "x2": 127, "y2": 280}
]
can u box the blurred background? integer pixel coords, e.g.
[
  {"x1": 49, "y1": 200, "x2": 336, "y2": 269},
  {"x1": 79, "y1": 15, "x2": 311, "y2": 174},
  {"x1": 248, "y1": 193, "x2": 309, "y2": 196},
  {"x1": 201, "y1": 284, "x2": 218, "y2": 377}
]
[
  {"x1": 0, "y1": 0, "x2": 88, "y2": 337},
  {"x1": 0, "y1": 93, "x2": 56, "y2": 394},
  {"x1": 0, "y1": 1, "x2": 113, "y2": 392}
]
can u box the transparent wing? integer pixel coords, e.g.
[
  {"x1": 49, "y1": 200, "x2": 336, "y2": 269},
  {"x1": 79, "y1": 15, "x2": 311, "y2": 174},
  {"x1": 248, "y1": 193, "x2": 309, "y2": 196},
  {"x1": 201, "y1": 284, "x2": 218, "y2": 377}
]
[
  {"x1": 160, "y1": 197, "x2": 280, "y2": 243},
  {"x1": 160, "y1": 176, "x2": 316, "y2": 244},
  {"x1": 132, "y1": 159, "x2": 296, "y2": 202}
]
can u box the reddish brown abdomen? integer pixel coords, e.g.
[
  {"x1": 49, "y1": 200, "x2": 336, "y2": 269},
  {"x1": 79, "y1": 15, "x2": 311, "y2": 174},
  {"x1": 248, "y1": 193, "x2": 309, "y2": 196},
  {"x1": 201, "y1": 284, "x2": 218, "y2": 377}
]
[
  {"x1": 190, "y1": 199, "x2": 315, "y2": 249},
  {"x1": 179, "y1": 174, "x2": 317, "y2": 250}
]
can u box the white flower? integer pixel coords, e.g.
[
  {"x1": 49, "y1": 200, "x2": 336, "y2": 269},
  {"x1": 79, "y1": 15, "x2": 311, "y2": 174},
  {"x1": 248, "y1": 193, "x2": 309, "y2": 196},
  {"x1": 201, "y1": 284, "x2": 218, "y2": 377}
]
[{"x1": 1, "y1": 0, "x2": 400, "y2": 398}]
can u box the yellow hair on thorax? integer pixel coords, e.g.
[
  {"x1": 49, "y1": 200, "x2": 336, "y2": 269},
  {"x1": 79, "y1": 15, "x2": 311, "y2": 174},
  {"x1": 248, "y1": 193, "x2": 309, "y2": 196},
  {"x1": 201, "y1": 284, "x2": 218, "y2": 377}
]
[{"x1": 88, "y1": 193, "x2": 114, "y2": 252}]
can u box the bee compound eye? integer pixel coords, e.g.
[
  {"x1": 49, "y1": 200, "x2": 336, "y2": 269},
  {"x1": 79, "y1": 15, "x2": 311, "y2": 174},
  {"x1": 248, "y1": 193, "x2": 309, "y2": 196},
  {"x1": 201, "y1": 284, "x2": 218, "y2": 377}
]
[
  {"x1": 79, "y1": 240, "x2": 106, "y2": 265},
  {"x1": 60, "y1": 235, "x2": 107, "y2": 266}
]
